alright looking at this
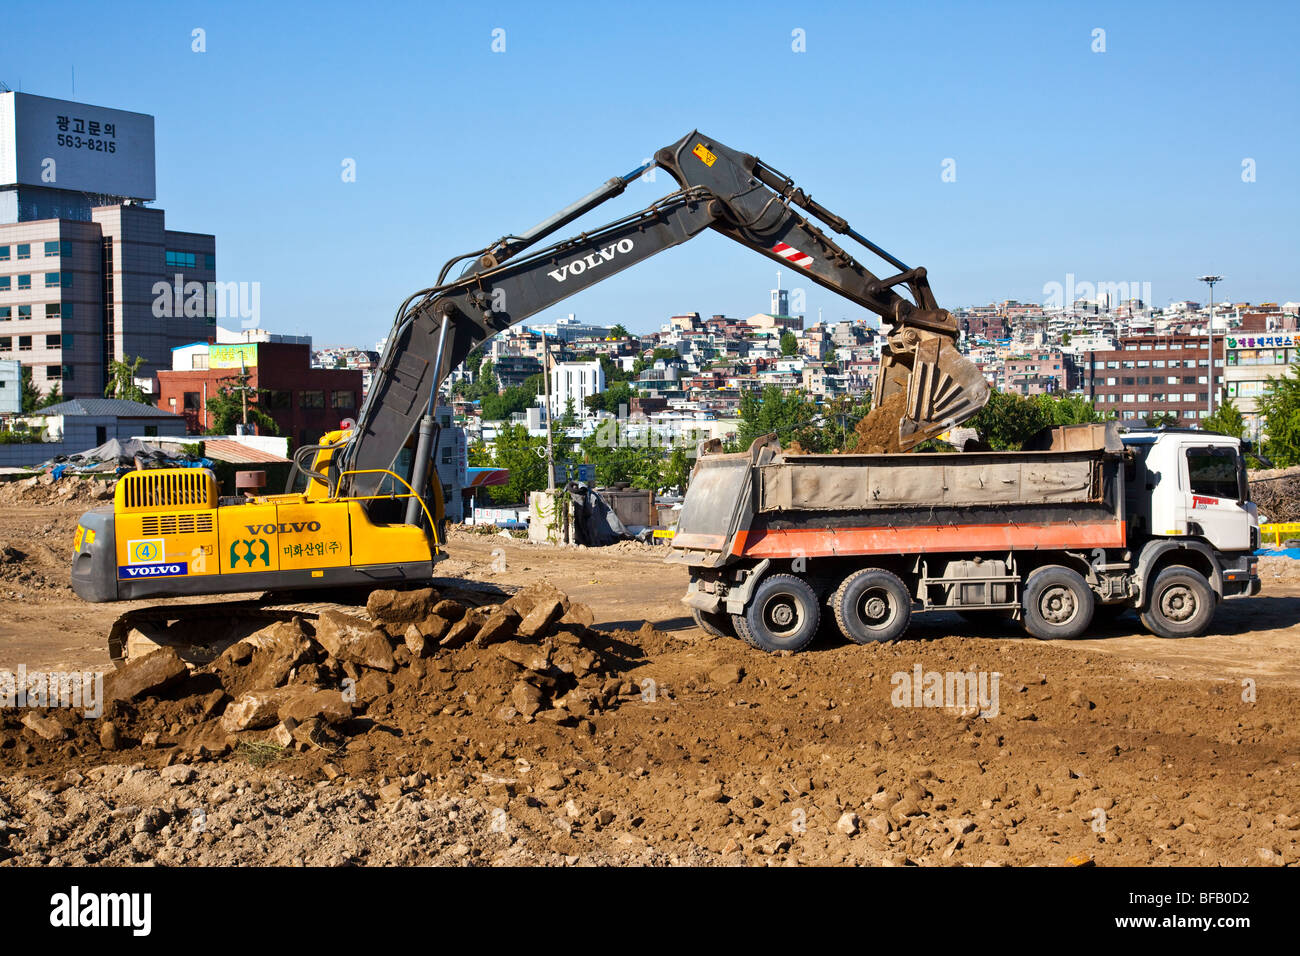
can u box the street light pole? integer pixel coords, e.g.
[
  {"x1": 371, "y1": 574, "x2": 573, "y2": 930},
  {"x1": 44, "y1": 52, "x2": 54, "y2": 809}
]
[{"x1": 1197, "y1": 275, "x2": 1224, "y2": 419}]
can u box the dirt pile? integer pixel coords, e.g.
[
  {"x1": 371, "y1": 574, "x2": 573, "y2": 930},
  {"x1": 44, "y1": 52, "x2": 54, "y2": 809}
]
[
  {"x1": 847, "y1": 392, "x2": 907, "y2": 454},
  {"x1": 1250, "y1": 467, "x2": 1300, "y2": 524},
  {"x1": 0, "y1": 581, "x2": 638, "y2": 779}
]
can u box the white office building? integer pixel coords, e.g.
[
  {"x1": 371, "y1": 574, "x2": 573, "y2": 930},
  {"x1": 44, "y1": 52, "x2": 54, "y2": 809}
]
[{"x1": 549, "y1": 360, "x2": 604, "y2": 415}]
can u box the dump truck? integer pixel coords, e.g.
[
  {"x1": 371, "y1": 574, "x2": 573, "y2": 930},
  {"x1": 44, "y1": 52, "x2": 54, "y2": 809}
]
[
  {"x1": 669, "y1": 423, "x2": 1262, "y2": 652},
  {"x1": 69, "y1": 130, "x2": 990, "y2": 661}
]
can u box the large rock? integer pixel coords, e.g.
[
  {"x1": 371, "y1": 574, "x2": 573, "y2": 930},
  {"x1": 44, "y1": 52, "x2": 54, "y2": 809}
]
[
  {"x1": 517, "y1": 596, "x2": 565, "y2": 640},
  {"x1": 315, "y1": 611, "x2": 396, "y2": 672},
  {"x1": 474, "y1": 607, "x2": 521, "y2": 648},
  {"x1": 366, "y1": 587, "x2": 438, "y2": 624},
  {"x1": 440, "y1": 608, "x2": 484, "y2": 649},
  {"x1": 245, "y1": 619, "x2": 314, "y2": 688},
  {"x1": 496, "y1": 641, "x2": 551, "y2": 673},
  {"x1": 279, "y1": 689, "x2": 353, "y2": 725},
  {"x1": 429, "y1": 599, "x2": 467, "y2": 623},
  {"x1": 104, "y1": 647, "x2": 189, "y2": 703},
  {"x1": 21, "y1": 712, "x2": 67, "y2": 741},
  {"x1": 220, "y1": 688, "x2": 303, "y2": 731},
  {"x1": 506, "y1": 582, "x2": 568, "y2": 619}
]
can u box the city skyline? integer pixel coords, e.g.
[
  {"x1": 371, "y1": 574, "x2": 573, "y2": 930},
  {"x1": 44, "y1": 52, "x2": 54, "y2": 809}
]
[{"x1": 3, "y1": 0, "x2": 1297, "y2": 342}]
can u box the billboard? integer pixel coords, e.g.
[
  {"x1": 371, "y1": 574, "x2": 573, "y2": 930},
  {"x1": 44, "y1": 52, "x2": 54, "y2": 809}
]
[
  {"x1": 209, "y1": 343, "x2": 259, "y2": 370},
  {"x1": 0, "y1": 92, "x2": 155, "y2": 200}
]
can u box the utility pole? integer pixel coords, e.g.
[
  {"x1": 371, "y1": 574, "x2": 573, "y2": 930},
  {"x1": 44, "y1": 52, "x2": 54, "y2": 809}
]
[
  {"x1": 542, "y1": 329, "x2": 555, "y2": 492},
  {"x1": 1197, "y1": 275, "x2": 1224, "y2": 418}
]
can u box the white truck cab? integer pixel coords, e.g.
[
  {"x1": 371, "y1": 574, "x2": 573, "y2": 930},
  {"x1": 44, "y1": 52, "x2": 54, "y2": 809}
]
[{"x1": 1122, "y1": 429, "x2": 1259, "y2": 553}]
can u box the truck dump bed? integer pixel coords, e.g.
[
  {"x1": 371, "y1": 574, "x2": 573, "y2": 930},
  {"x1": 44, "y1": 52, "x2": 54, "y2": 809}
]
[{"x1": 669, "y1": 427, "x2": 1127, "y2": 568}]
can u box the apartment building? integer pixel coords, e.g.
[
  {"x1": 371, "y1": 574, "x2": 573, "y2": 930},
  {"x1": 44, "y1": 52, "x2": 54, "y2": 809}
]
[{"x1": 1080, "y1": 334, "x2": 1225, "y2": 424}]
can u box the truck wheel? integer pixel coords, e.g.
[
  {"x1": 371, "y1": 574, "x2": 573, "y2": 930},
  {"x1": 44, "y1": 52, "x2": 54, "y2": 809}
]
[
  {"x1": 739, "y1": 574, "x2": 821, "y2": 654},
  {"x1": 1021, "y1": 565, "x2": 1094, "y2": 640},
  {"x1": 1139, "y1": 567, "x2": 1215, "y2": 639},
  {"x1": 692, "y1": 607, "x2": 734, "y2": 639},
  {"x1": 833, "y1": 569, "x2": 911, "y2": 643}
]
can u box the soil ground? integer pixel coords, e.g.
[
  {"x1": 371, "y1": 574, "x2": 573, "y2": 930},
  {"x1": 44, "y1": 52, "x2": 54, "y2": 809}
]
[{"x1": 1, "y1": 497, "x2": 1298, "y2": 867}]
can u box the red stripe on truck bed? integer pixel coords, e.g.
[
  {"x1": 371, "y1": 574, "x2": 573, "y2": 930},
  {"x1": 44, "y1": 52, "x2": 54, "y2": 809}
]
[{"x1": 732, "y1": 520, "x2": 1125, "y2": 558}]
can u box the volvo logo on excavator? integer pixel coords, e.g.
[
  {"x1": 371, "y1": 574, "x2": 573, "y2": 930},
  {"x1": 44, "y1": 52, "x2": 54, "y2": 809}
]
[
  {"x1": 244, "y1": 521, "x2": 322, "y2": 535},
  {"x1": 547, "y1": 238, "x2": 635, "y2": 282}
]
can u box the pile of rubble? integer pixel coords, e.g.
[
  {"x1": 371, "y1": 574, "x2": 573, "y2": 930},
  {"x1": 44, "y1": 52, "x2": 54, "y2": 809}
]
[
  {"x1": 1, "y1": 582, "x2": 637, "y2": 773},
  {"x1": 0, "y1": 473, "x2": 115, "y2": 506},
  {"x1": 1250, "y1": 467, "x2": 1300, "y2": 525}
]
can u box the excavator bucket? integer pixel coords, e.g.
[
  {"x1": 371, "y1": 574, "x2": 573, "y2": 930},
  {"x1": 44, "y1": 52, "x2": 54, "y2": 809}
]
[{"x1": 874, "y1": 326, "x2": 990, "y2": 450}]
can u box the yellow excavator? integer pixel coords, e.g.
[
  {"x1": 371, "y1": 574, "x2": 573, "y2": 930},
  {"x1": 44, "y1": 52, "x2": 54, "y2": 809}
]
[{"x1": 69, "y1": 130, "x2": 989, "y2": 661}]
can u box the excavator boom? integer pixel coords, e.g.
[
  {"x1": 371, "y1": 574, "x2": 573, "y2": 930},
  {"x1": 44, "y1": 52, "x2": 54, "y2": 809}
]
[{"x1": 336, "y1": 130, "x2": 989, "y2": 510}]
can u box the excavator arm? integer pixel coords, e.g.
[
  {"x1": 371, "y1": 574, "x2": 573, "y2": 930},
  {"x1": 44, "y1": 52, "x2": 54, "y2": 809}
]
[{"x1": 333, "y1": 130, "x2": 989, "y2": 517}]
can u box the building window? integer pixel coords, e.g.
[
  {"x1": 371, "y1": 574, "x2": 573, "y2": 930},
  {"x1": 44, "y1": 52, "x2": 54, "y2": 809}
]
[
  {"x1": 46, "y1": 365, "x2": 62, "y2": 380},
  {"x1": 300, "y1": 390, "x2": 325, "y2": 408},
  {"x1": 0, "y1": 246, "x2": 8, "y2": 261},
  {"x1": 269, "y1": 390, "x2": 292, "y2": 409},
  {"x1": 204, "y1": 254, "x2": 215, "y2": 270},
  {"x1": 183, "y1": 391, "x2": 201, "y2": 412},
  {"x1": 17, "y1": 306, "x2": 31, "y2": 320},
  {"x1": 165, "y1": 250, "x2": 197, "y2": 269},
  {"x1": 190, "y1": 353, "x2": 208, "y2": 370},
  {"x1": 0, "y1": 308, "x2": 8, "y2": 321},
  {"x1": 18, "y1": 336, "x2": 31, "y2": 352},
  {"x1": 0, "y1": 277, "x2": 10, "y2": 292},
  {"x1": 17, "y1": 275, "x2": 31, "y2": 290},
  {"x1": 330, "y1": 389, "x2": 355, "y2": 409},
  {"x1": 16, "y1": 244, "x2": 30, "y2": 260},
  {"x1": 45, "y1": 272, "x2": 62, "y2": 288},
  {"x1": 46, "y1": 335, "x2": 61, "y2": 350},
  {"x1": 44, "y1": 240, "x2": 71, "y2": 257},
  {"x1": 0, "y1": 338, "x2": 10, "y2": 351}
]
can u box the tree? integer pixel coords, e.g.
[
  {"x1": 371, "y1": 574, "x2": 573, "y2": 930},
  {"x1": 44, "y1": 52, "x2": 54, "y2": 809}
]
[
  {"x1": 780, "y1": 331, "x2": 799, "y2": 356},
  {"x1": 1144, "y1": 411, "x2": 1179, "y2": 429},
  {"x1": 19, "y1": 367, "x2": 41, "y2": 413},
  {"x1": 204, "y1": 371, "x2": 278, "y2": 435},
  {"x1": 483, "y1": 423, "x2": 548, "y2": 504},
  {"x1": 736, "y1": 385, "x2": 819, "y2": 449},
  {"x1": 559, "y1": 398, "x2": 578, "y2": 429},
  {"x1": 608, "y1": 324, "x2": 629, "y2": 339},
  {"x1": 579, "y1": 421, "x2": 666, "y2": 490},
  {"x1": 1202, "y1": 396, "x2": 1246, "y2": 441},
  {"x1": 662, "y1": 445, "x2": 693, "y2": 492},
  {"x1": 585, "y1": 380, "x2": 635, "y2": 414},
  {"x1": 105, "y1": 356, "x2": 148, "y2": 403},
  {"x1": 968, "y1": 391, "x2": 1104, "y2": 450},
  {"x1": 37, "y1": 383, "x2": 63, "y2": 409},
  {"x1": 1258, "y1": 363, "x2": 1300, "y2": 467}
]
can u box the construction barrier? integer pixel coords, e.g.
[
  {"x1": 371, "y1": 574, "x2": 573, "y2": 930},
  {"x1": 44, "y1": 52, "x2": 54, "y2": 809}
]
[{"x1": 1260, "y1": 522, "x2": 1300, "y2": 546}]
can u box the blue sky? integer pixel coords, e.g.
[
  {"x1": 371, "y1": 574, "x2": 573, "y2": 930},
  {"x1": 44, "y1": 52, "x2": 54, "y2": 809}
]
[{"x1": 4, "y1": 0, "x2": 1297, "y2": 342}]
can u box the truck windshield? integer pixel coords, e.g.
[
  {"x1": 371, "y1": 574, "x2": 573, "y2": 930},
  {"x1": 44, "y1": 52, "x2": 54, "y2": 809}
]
[{"x1": 1186, "y1": 447, "x2": 1241, "y2": 502}]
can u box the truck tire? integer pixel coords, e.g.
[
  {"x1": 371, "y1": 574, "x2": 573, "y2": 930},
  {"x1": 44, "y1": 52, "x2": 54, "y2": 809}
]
[
  {"x1": 737, "y1": 573, "x2": 821, "y2": 654},
  {"x1": 693, "y1": 606, "x2": 734, "y2": 639},
  {"x1": 1021, "y1": 565, "x2": 1094, "y2": 640},
  {"x1": 833, "y1": 568, "x2": 912, "y2": 643},
  {"x1": 1139, "y1": 566, "x2": 1216, "y2": 639}
]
